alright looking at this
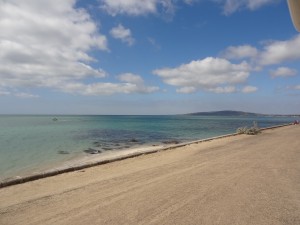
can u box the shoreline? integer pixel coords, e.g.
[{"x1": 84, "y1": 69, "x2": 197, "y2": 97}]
[
  {"x1": 1, "y1": 124, "x2": 300, "y2": 225},
  {"x1": 0, "y1": 122, "x2": 292, "y2": 189}
]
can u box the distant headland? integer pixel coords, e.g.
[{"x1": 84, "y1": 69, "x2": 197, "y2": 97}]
[{"x1": 185, "y1": 110, "x2": 300, "y2": 117}]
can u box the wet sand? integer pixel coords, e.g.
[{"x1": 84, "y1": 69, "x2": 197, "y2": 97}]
[{"x1": 1, "y1": 125, "x2": 300, "y2": 225}]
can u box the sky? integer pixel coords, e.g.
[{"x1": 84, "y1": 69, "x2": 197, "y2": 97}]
[{"x1": 0, "y1": 0, "x2": 300, "y2": 115}]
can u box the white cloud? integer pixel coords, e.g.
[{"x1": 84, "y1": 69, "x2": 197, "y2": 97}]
[
  {"x1": 147, "y1": 37, "x2": 161, "y2": 50},
  {"x1": 287, "y1": 85, "x2": 300, "y2": 91},
  {"x1": 100, "y1": 0, "x2": 156, "y2": 16},
  {"x1": 247, "y1": 0, "x2": 278, "y2": 10},
  {"x1": 0, "y1": 88, "x2": 38, "y2": 98},
  {"x1": 208, "y1": 86, "x2": 237, "y2": 93},
  {"x1": 294, "y1": 85, "x2": 300, "y2": 90},
  {"x1": 176, "y1": 86, "x2": 197, "y2": 94},
  {"x1": 177, "y1": 86, "x2": 237, "y2": 94},
  {"x1": 270, "y1": 67, "x2": 297, "y2": 78},
  {"x1": 0, "y1": 90, "x2": 10, "y2": 96},
  {"x1": 214, "y1": 0, "x2": 279, "y2": 15},
  {"x1": 60, "y1": 73, "x2": 159, "y2": 95},
  {"x1": 242, "y1": 85, "x2": 258, "y2": 93},
  {"x1": 14, "y1": 92, "x2": 39, "y2": 98},
  {"x1": 222, "y1": 45, "x2": 258, "y2": 60},
  {"x1": 220, "y1": 35, "x2": 300, "y2": 71},
  {"x1": 0, "y1": 0, "x2": 158, "y2": 96},
  {"x1": 259, "y1": 35, "x2": 300, "y2": 65},
  {"x1": 100, "y1": 0, "x2": 175, "y2": 16},
  {"x1": 100, "y1": 0, "x2": 279, "y2": 18},
  {"x1": 117, "y1": 73, "x2": 144, "y2": 84},
  {"x1": 153, "y1": 57, "x2": 250, "y2": 93},
  {"x1": 0, "y1": 0, "x2": 109, "y2": 95},
  {"x1": 110, "y1": 24, "x2": 135, "y2": 46}
]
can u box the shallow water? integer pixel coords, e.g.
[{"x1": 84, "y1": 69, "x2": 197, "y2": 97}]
[{"x1": 0, "y1": 115, "x2": 294, "y2": 181}]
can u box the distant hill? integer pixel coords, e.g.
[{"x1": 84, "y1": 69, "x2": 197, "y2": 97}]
[{"x1": 187, "y1": 110, "x2": 263, "y2": 117}]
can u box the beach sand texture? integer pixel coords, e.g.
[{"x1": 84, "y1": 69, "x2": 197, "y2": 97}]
[{"x1": 1, "y1": 125, "x2": 300, "y2": 225}]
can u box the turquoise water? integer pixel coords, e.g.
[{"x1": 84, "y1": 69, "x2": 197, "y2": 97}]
[{"x1": 0, "y1": 115, "x2": 294, "y2": 181}]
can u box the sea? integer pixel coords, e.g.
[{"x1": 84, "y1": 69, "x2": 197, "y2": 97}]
[{"x1": 0, "y1": 115, "x2": 294, "y2": 181}]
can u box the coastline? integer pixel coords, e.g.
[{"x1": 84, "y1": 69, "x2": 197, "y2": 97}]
[
  {"x1": 0, "y1": 122, "x2": 292, "y2": 189},
  {"x1": 1, "y1": 123, "x2": 300, "y2": 225}
]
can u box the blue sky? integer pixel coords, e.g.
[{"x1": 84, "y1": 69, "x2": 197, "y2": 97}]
[{"x1": 1, "y1": 0, "x2": 300, "y2": 114}]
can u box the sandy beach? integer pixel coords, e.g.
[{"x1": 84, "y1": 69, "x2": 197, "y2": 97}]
[{"x1": 1, "y1": 125, "x2": 300, "y2": 225}]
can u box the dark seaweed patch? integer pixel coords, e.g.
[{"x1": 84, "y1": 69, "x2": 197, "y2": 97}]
[
  {"x1": 83, "y1": 148, "x2": 102, "y2": 154},
  {"x1": 57, "y1": 150, "x2": 70, "y2": 154}
]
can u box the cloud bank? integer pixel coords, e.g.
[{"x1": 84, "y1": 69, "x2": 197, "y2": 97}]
[
  {"x1": 154, "y1": 33, "x2": 300, "y2": 94},
  {"x1": 63, "y1": 73, "x2": 158, "y2": 95},
  {"x1": 153, "y1": 57, "x2": 251, "y2": 93},
  {"x1": 270, "y1": 67, "x2": 297, "y2": 78},
  {"x1": 0, "y1": 0, "x2": 158, "y2": 96},
  {"x1": 0, "y1": 0, "x2": 106, "y2": 94}
]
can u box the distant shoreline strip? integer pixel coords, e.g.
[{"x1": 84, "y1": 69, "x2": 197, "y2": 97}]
[{"x1": 0, "y1": 123, "x2": 292, "y2": 189}]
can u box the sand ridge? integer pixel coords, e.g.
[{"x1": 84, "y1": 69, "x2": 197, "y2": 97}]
[{"x1": 1, "y1": 125, "x2": 300, "y2": 225}]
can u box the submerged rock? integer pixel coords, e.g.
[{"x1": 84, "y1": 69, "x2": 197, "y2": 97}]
[
  {"x1": 129, "y1": 138, "x2": 138, "y2": 143},
  {"x1": 93, "y1": 141, "x2": 102, "y2": 147},
  {"x1": 83, "y1": 148, "x2": 102, "y2": 154},
  {"x1": 57, "y1": 150, "x2": 70, "y2": 154}
]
